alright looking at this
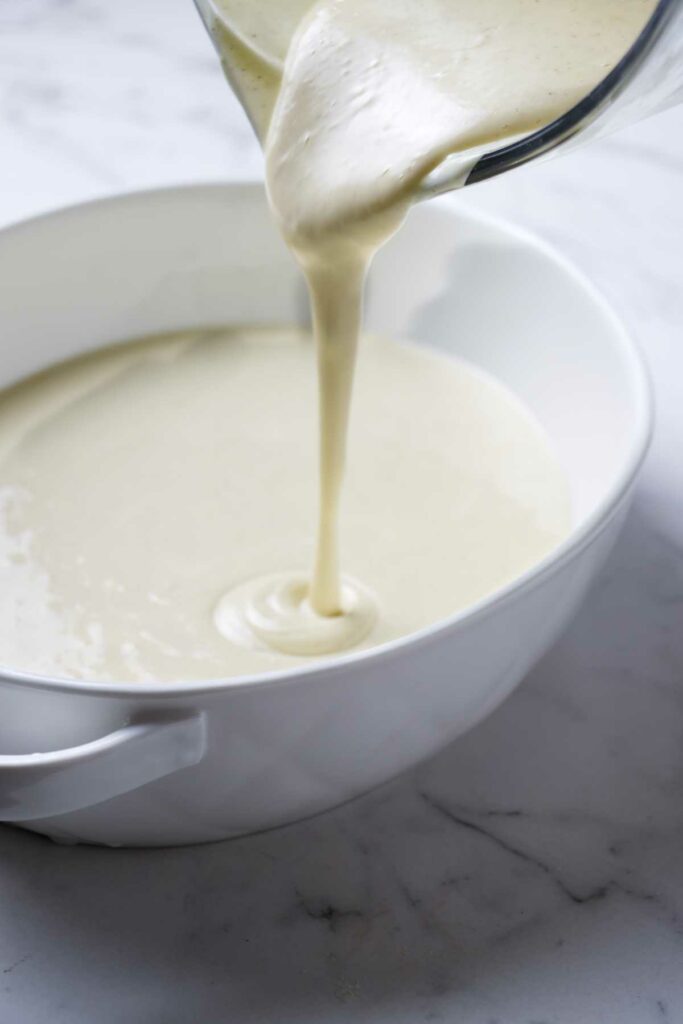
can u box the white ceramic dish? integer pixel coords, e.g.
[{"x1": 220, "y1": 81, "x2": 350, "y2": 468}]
[{"x1": 0, "y1": 184, "x2": 651, "y2": 847}]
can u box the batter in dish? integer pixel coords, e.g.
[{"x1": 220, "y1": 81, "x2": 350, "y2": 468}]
[{"x1": 0, "y1": 328, "x2": 569, "y2": 681}]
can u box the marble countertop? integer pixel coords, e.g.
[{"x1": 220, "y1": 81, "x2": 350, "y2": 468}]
[{"x1": 1, "y1": 1, "x2": 683, "y2": 1021}]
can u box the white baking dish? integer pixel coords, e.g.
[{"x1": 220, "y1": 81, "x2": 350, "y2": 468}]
[{"x1": 0, "y1": 184, "x2": 651, "y2": 847}]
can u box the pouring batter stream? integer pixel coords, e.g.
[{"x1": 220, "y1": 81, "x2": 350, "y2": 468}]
[{"x1": 206, "y1": 0, "x2": 653, "y2": 651}]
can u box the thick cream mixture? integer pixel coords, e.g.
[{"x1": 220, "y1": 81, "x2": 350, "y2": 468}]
[
  {"x1": 204, "y1": 0, "x2": 653, "y2": 643},
  {"x1": 0, "y1": 1, "x2": 654, "y2": 680},
  {"x1": 0, "y1": 328, "x2": 569, "y2": 682}
]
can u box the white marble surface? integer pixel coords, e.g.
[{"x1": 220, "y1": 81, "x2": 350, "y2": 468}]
[{"x1": 1, "y1": 1, "x2": 683, "y2": 1021}]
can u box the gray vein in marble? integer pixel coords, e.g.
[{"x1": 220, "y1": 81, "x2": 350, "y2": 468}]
[
  {"x1": 656, "y1": 998, "x2": 670, "y2": 1022},
  {"x1": 419, "y1": 792, "x2": 609, "y2": 905}
]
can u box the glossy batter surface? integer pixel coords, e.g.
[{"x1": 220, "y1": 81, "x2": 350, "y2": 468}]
[{"x1": 0, "y1": 328, "x2": 569, "y2": 682}]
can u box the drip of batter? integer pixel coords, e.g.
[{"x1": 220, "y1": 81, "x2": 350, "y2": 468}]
[{"x1": 202, "y1": 0, "x2": 654, "y2": 646}]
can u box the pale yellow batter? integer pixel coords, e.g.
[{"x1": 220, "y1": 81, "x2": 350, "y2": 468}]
[
  {"x1": 0, "y1": 328, "x2": 568, "y2": 682},
  {"x1": 201, "y1": 0, "x2": 653, "y2": 647},
  {"x1": 0, "y1": 1, "x2": 654, "y2": 680}
]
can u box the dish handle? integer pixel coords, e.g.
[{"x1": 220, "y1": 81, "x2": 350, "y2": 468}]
[{"x1": 0, "y1": 711, "x2": 207, "y2": 822}]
